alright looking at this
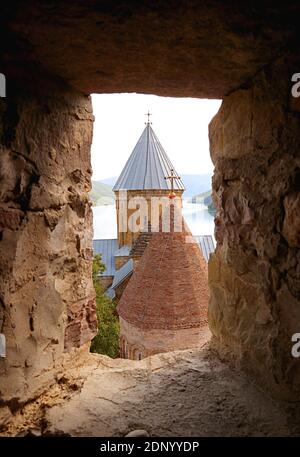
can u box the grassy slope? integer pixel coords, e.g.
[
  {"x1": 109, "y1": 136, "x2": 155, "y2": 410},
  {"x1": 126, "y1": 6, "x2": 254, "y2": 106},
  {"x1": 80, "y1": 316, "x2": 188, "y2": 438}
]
[{"x1": 90, "y1": 181, "x2": 115, "y2": 206}]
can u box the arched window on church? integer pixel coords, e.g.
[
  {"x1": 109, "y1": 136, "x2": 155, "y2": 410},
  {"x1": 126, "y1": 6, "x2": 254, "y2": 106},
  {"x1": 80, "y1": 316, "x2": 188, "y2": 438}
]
[{"x1": 133, "y1": 347, "x2": 143, "y2": 361}]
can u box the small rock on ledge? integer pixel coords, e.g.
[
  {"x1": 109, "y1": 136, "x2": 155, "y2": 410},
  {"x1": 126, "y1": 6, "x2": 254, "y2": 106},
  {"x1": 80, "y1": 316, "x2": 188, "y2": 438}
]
[{"x1": 125, "y1": 429, "x2": 149, "y2": 437}]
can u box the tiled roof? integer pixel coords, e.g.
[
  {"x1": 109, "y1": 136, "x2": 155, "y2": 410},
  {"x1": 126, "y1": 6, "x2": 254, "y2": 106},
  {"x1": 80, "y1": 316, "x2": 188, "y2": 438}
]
[
  {"x1": 117, "y1": 223, "x2": 209, "y2": 330},
  {"x1": 194, "y1": 235, "x2": 215, "y2": 262},
  {"x1": 93, "y1": 238, "x2": 118, "y2": 276},
  {"x1": 92, "y1": 235, "x2": 215, "y2": 278},
  {"x1": 105, "y1": 287, "x2": 116, "y2": 300},
  {"x1": 114, "y1": 245, "x2": 131, "y2": 257},
  {"x1": 113, "y1": 124, "x2": 185, "y2": 191}
]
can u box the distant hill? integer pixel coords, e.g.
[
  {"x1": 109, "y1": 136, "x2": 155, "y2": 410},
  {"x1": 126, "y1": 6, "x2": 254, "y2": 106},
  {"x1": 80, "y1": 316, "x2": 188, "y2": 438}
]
[
  {"x1": 97, "y1": 174, "x2": 212, "y2": 199},
  {"x1": 204, "y1": 193, "x2": 213, "y2": 206},
  {"x1": 100, "y1": 177, "x2": 118, "y2": 187},
  {"x1": 90, "y1": 181, "x2": 115, "y2": 206},
  {"x1": 189, "y1": 188, "x2": 216, "y2": 214},
  {"x1": 189, "y1": 189, "x2": 211, "y2": 203}
]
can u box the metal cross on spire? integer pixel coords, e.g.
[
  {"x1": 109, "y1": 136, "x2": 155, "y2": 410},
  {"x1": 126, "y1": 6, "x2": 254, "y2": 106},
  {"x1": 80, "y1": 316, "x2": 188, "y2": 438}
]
[
  {"x1": 164, "y1": 168, "x2": 181, "y2": 199},
  {"x1": 145, "y1": 110, "x2": 152, "y2": 125}
]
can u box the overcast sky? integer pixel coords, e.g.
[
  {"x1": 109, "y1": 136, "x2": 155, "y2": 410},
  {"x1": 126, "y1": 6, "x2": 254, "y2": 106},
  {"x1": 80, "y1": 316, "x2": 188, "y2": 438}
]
[{"x1": 91, "y1": 94, "x2": 221, "y2": 181}]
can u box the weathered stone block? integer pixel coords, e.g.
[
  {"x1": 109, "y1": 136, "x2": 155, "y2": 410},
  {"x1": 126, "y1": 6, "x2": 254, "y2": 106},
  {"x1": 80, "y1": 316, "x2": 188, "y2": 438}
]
[
  {"x1": 209, "y1": 56, "x2": 300, "y2": 400},
  {"x1": 0, "y1": 87, "x2": 96, "y2": 403}
]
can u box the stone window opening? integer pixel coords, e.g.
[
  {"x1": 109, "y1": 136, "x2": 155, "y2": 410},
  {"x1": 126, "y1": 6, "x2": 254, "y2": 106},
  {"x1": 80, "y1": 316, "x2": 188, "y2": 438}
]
[
  {"x1": 90, "y1": 94, "x2": 219, "y2": 361},
  {"x1": 1, "y1": 7, "x2": 300, "y2": 434}
]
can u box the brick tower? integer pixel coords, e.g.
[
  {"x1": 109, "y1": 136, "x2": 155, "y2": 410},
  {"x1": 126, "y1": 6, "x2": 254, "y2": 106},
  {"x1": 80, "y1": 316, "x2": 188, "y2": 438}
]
[
  {"x1": 117, "y1": 205, "x2": 209, "y2": 360},
  {"x1": 113, "y1": 116, "x2": 185, "y2": 248}
]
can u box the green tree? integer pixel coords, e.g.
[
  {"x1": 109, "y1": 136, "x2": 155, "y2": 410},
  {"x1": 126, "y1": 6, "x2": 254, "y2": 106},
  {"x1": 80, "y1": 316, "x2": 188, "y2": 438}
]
[{"x1": 90, "y1": 254, "x2": 120, "y2": 358}]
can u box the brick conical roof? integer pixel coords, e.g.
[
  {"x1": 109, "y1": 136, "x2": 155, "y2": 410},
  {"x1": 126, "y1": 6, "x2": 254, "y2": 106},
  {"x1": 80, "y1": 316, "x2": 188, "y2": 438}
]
[{"x1": 117, "y1": 218, "x2": 208, "y2": 330}]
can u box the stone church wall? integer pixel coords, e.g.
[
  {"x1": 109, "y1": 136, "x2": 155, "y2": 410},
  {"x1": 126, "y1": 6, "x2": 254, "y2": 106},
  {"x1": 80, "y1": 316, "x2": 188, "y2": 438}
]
[{"x1": 119, "y1": 317, "x2": 209, "y2": 359}]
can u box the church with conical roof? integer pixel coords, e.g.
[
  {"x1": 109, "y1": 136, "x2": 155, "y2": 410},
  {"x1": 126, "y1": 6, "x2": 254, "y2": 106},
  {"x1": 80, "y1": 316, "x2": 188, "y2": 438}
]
[{"x1": 93, "y1": 116, "x2": 215, "y2": 359}]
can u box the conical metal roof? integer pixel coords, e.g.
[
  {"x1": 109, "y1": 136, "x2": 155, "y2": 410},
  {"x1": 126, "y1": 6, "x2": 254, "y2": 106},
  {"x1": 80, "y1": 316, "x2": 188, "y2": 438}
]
[
  {"x1": 113, "y1": 124, "x2": 185, "y2": 191},
  {"x1": 117, "y1": 218, "x2": 208, "y2": 330}
]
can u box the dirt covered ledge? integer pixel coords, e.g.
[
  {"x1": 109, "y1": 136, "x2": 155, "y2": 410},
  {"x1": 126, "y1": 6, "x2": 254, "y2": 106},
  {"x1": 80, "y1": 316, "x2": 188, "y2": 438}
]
[{"x1": 1, "y1": 341, "x2": 299, "y2": 437}]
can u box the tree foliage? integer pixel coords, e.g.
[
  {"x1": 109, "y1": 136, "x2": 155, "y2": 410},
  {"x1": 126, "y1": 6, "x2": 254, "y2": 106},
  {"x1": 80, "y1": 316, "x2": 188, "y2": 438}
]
[{"x1": 90, "y1": 254, "x2": 120, "y2": 358}]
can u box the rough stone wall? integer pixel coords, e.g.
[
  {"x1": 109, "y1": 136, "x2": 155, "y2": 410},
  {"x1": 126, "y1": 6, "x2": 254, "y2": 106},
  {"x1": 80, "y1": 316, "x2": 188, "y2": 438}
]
[
  {"x1": 6, "y1": 2, "x2": 300, "y2": 98},
  {"x1": 208, "y1": 56, "x2": 300, "y2": 400},
  {"x1": 0, "y1": 86, "x2": 96, "y2": 404}
]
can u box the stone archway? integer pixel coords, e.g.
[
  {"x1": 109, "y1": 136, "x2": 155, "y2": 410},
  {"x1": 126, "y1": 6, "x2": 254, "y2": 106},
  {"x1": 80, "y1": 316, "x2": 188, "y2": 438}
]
[{"x1": 132, "y1": 347, "x2": 144, "y2": 361}]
